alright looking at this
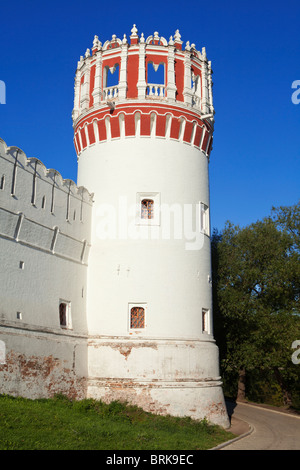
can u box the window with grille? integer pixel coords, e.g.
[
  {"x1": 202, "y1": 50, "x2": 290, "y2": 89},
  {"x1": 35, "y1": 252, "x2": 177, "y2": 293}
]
[
  {"x1": 141, "y1": 199, "x2": 154, "y2": 220},
  {"x1": 136, "y1": 192, "x2": 160, "y2": 226},
  {"x1": 130, "y1": 306, "x2": 145, "y2": 329}
]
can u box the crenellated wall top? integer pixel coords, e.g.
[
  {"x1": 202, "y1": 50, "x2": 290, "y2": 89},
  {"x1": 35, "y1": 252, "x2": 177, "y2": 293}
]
[
  {"x1": 0, "y1": 137, "x2": 93, "y2": 204},
  {"x1": 0, "y1": 138, "x2": 94, "y2": 221},
  {"x1": 72, "y1": 25, "x2": 214, "y2": 126}
]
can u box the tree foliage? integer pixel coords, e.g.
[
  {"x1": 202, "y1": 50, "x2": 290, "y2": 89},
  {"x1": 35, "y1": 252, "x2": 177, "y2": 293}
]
[{"x1": 212, "y1": 201, "x2": 300, "y2": 406}]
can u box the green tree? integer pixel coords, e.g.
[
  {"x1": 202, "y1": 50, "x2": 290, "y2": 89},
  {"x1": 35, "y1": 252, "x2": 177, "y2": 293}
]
[
  {"x1": 212, "y1": 206, "x2": 300, "y2": 406},
  {"x1": 272, "y1": 200, "x2": 300, "y2": 251}
]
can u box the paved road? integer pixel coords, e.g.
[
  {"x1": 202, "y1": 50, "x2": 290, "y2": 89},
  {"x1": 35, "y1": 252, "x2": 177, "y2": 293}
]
[{"x1": 221, "y1": 402, "x2": 300, "y2": 450}]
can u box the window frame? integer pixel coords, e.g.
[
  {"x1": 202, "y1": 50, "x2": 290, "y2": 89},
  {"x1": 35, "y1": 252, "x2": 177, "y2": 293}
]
[
  {"x1": 141, "y1": 198, "x2": 154, "y2": 220},
  {"x1": 202, "y1": 308, "x2": 211, "y2": 334},
  {"x1": 136, "y1": 192, "x2": 160, "y2": 226},
  {"x1": 200, "y1": 202, "x2": 210, "y2": 236},
  {"x1": 59, "y1": 300, "x2": 72, "y2": 329},
  {"x1": 128, "y1": 303, "x2": 147, "y2": 332}
]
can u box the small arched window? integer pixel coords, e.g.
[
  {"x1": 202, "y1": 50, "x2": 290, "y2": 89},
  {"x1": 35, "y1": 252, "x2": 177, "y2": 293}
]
[
  {"x1": 59, "y1": 302, "x2": 67, "y2": 327},
  {"x1": 59, "y1": 300, "x2": 72, "y2": 329},
  {"x1": 141, "y1": 199, "x2": 154, "y2": 220},
  {"x1": 130, "y1": 307, "x2": 145, "y2": 329}
]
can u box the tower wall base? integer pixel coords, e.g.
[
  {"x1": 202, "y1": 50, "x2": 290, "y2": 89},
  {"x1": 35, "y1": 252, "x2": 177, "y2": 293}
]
[
  {"x1": 87, "y1": 378, "x2": 230, "y2": 428},
  {"x1": 87, "y1": 337, "x2": 230, "y2": 428}
]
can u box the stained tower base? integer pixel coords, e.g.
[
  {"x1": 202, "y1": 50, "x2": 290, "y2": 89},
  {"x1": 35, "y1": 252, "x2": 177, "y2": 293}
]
[
  {"x1": 87, "y1": 378, "x2": 229, "y2": 428},
  {"x1": 86, "y1": 337, "x2": 230, "y2": 429}
]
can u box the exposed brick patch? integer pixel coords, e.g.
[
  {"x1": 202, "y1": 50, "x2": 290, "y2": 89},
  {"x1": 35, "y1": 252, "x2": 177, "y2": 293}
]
[
  {"x1": 0, "y1": 350, "x2": 86, "y2": 400},
  {"x1": 97, "y1": 381, "x2": 171, "y2": 416}
]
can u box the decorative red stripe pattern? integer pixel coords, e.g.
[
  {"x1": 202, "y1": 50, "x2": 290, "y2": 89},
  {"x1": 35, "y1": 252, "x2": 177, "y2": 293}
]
[{"x1": 74, "y1": 104, "x2": 213, "y2": 157}]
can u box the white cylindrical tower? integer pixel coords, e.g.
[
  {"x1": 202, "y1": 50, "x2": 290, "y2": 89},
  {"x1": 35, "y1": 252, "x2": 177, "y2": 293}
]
[{"x1": 73, "y1": 26, "x2": 229, "y2": 427}]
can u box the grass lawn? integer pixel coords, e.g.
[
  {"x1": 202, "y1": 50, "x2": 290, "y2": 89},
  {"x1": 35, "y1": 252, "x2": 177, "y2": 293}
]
[{"x1": 0, "y1": 394, "x2": 235, "y2": 450}]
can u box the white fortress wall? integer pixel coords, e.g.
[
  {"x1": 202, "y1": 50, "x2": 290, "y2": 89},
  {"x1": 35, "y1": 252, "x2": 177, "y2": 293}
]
[{"x1": 0, "y1": 138, "x2": 93, "y2": 399}]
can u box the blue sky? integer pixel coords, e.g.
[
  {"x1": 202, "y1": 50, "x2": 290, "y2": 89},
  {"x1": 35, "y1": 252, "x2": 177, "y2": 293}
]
[{"x1": 0, "y1": 0, "x2": 299, "y2": 231}]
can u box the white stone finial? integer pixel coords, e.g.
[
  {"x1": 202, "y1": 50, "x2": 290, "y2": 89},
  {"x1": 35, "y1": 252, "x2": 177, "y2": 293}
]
[
  {"x1": 93, "y1": 35, "x2": 99, "y2": 47},
  {"x1": 112, "y1": 34, "x2": 117, "y2": 41},
  {"x1": 78, "y1": 55, "x2": 84, "y2": 68},
  {"x1": 140, "y1": 32, "x2": 145, "y2": 43},
  {"x1": 168, "y1": 35, "x2": 174, "y2": 45},
  {"x1": 185, "y1": 41, "x2": 191, "y2": 51},
  {"x1": 122, "y1": 34, "x2": 127, "y2": 44},
  {"x1": 174, "y1": 29, "x2": 181, "y2": 41},
  {"x1": 85, "y1": 48, "x2": 90, "y2": 58},
  {"x1": 153, "y1": 31, "x2": 159, "y2": 41},
  {"x1": 93, "y1": 35, "x2": 102, "y2": 50},
  {"x1": 202, "y1": 46, "x2": 207, "y2": 58},
  {"x1": 191, "y1": 43, "x2": 196, "y2": 50},
  {"x1": 131, "y1": 24, "x2": 138, "y2": 36}
]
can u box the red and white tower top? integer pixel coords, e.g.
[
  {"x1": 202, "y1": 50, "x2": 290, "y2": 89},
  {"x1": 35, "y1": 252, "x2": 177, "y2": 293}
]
[{"x1": 72, "y1": 25, "x2": 214, "y2": 157}]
